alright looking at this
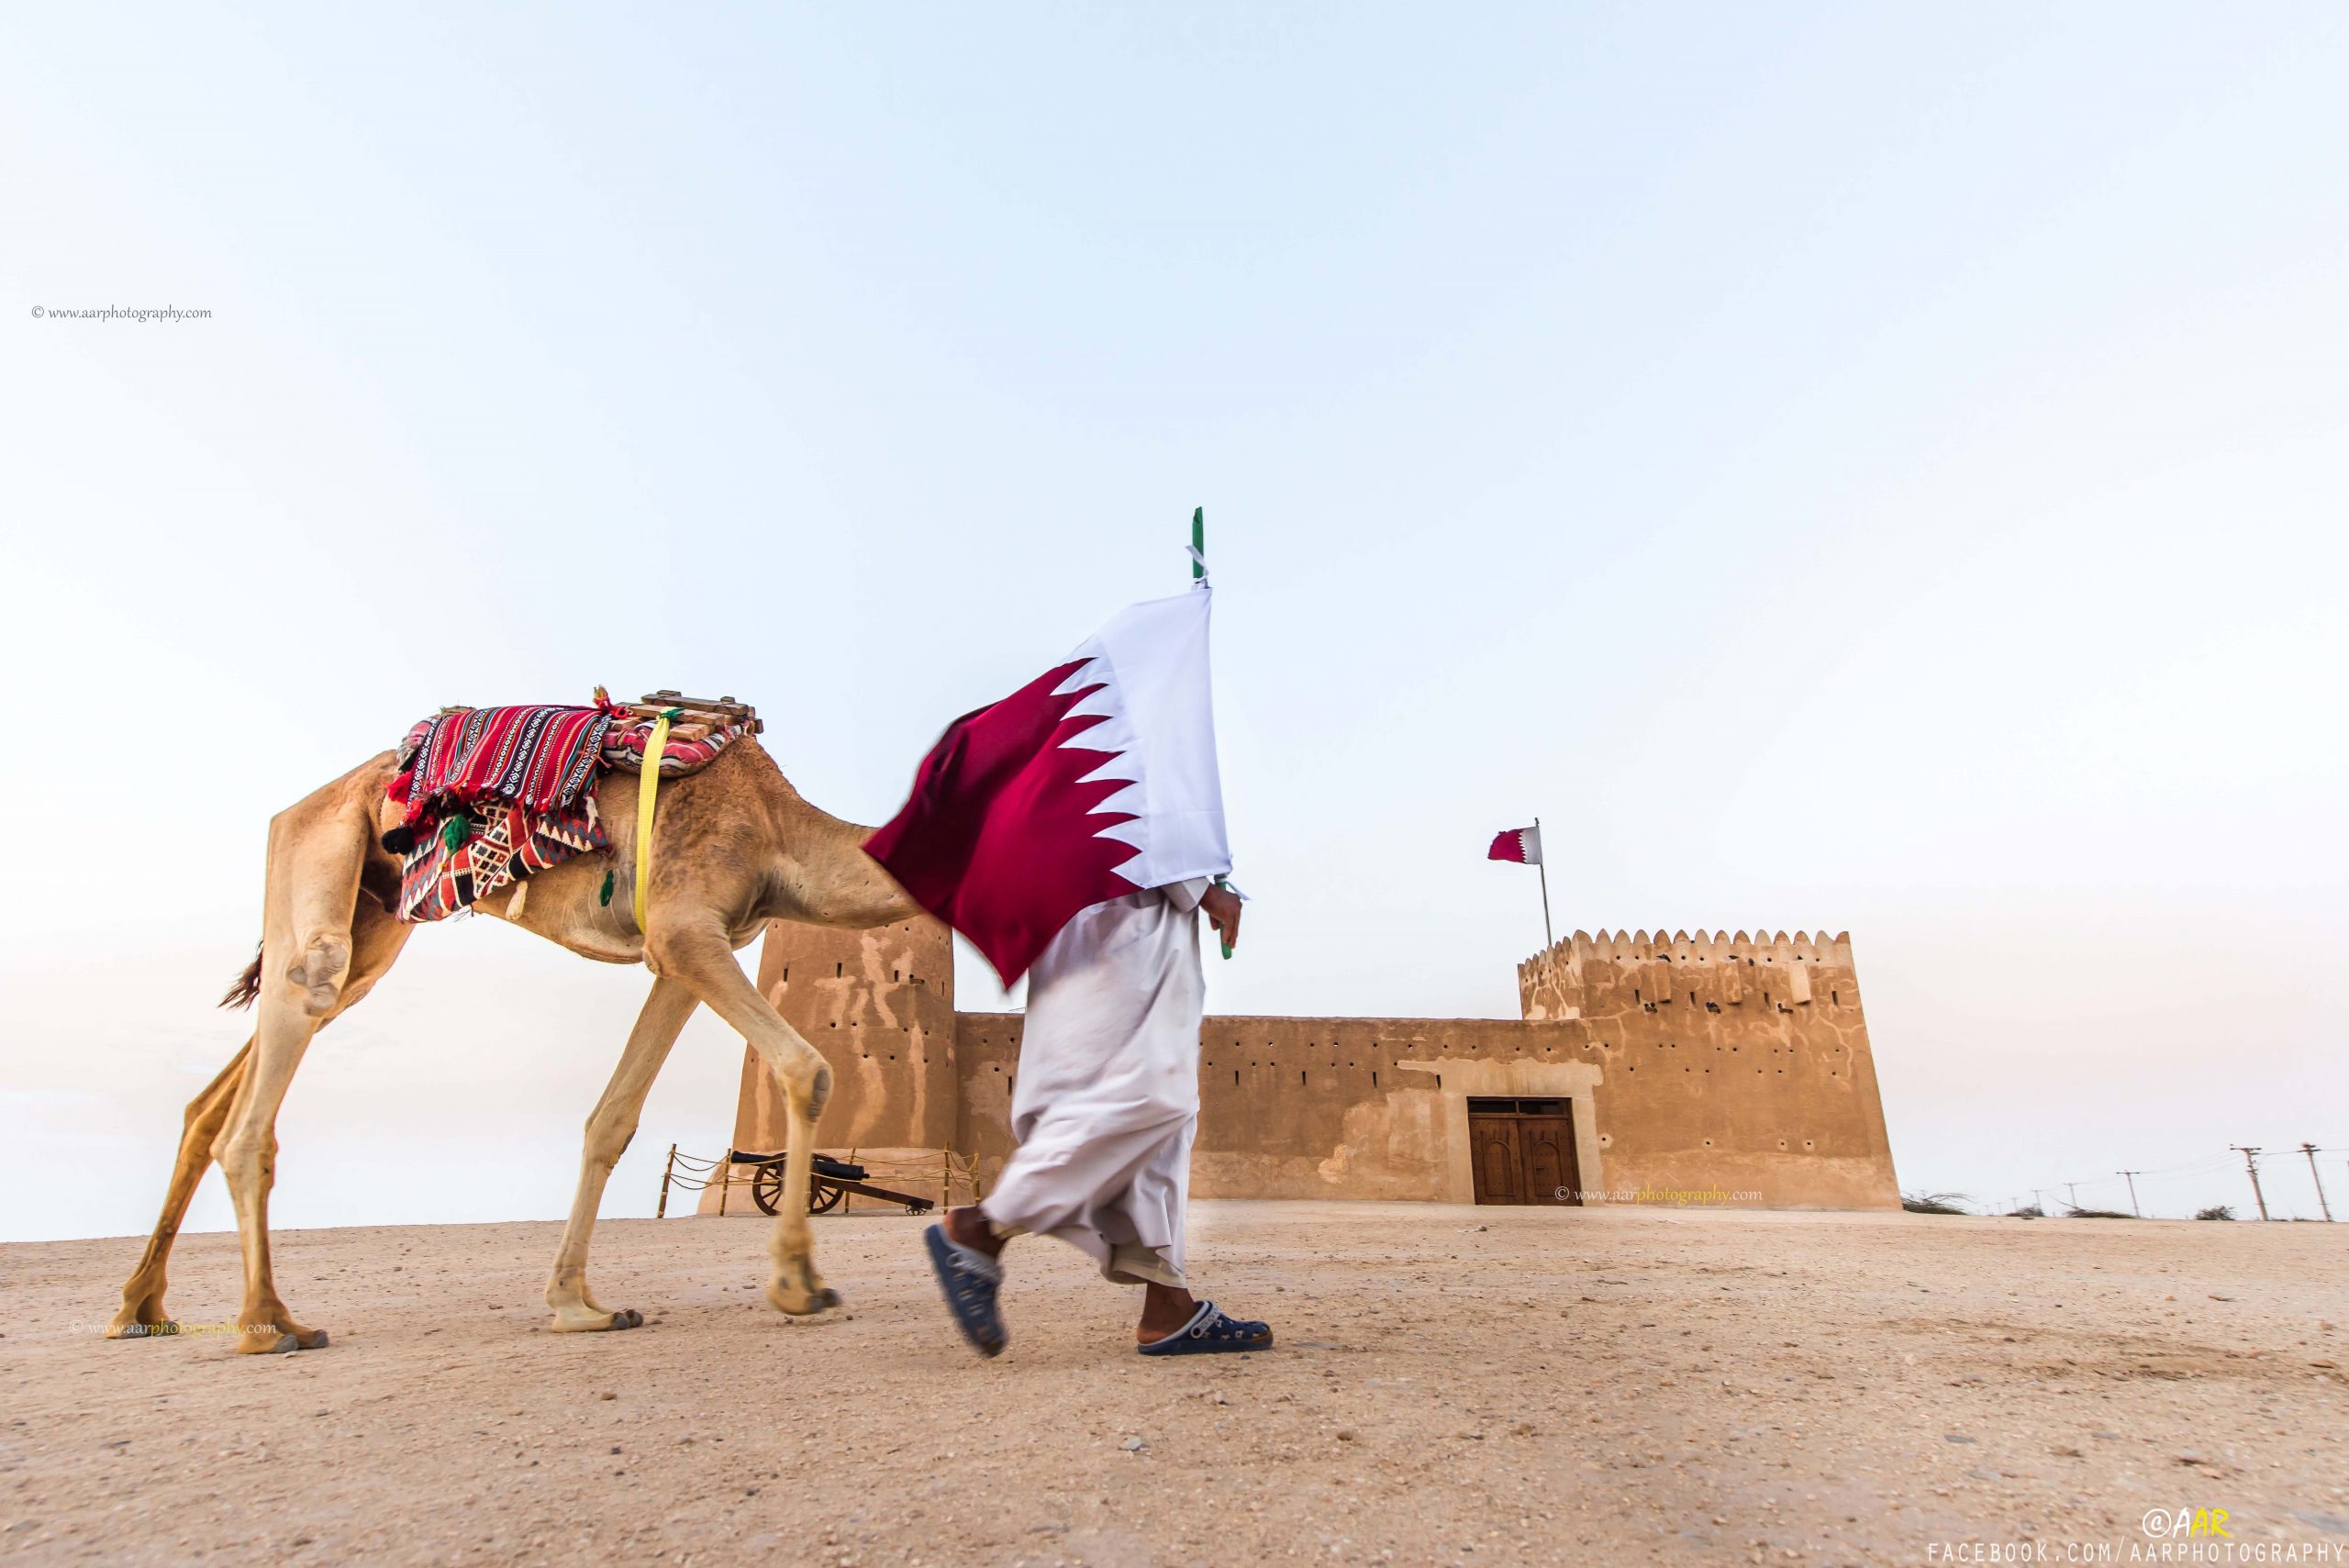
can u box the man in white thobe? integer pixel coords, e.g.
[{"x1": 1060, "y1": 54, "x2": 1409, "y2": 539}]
[{"x1": 926, "y1": 877, "x2": 1272, "y2": 1357}]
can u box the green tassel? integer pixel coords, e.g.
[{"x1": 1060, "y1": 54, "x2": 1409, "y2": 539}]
[
  {"x1": 441, "y1": 813, "x2": 470, "y2": 851},
  {"x1": 599, "y1": 869, "x2": 615, "y2": 906}
]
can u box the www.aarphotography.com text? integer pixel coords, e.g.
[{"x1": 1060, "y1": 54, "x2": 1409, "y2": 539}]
[
  {"x1": 31, "y1": 305, "x2": 212, "y2": 322},
  {"x1": 1557, "y1": 1186, "x2": 1765, "y2": 1206}
]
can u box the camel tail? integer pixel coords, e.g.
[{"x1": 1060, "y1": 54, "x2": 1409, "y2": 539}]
[{"x1": 220, "y1": 942, "x2": 263, "y2": 1010}]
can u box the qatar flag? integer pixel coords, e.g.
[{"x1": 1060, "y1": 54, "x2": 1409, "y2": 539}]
[
  {"x1": 1487, "y1": 825, "x2": 1542, "y2": 865},
  {"x1": 864, "y1": 588, "x2": 1230, "y2": 985}
]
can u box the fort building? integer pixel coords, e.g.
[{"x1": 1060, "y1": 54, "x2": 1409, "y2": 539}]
[{"x1": 703, "y1": 917, "x2": 1899, "y2": 1213}]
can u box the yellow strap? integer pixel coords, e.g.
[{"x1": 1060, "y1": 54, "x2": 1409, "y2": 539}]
[{"x1": 633, "y1": 713, "x2": 674, "y2": 933}]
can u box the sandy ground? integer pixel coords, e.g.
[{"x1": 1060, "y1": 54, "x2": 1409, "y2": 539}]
[{"x1": 2, "y1": 1202, "x2": 2344, "y2": 1566}]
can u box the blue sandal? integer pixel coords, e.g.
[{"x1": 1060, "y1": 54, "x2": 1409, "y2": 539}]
[
  {"x1": 1136, "y1": 1299, "x2": 1274, "y2": 1356},
  {"x1": 923, "y1": 1223, "x2": 1008, "y2": 1358}
]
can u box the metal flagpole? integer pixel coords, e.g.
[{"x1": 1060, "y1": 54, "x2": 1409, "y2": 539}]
[
  {"x1": 1194, "y1": 506, "x2": 1233, "y2": 960},
  {"x1": 1535, "y1": 816, "x2": 1553, "y2": 951}
]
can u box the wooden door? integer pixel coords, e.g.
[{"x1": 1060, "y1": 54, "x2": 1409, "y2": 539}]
[
  {"x1": 1469, "y1": 1116, "x2": 1524, "y2": 1204},
  {"x1": 1519, "y1": 1115, "x2": 1579, "y2": 1206},
  {"x1": 1468, "y1": 1099, "x2": 1583, "y2": 1207}
]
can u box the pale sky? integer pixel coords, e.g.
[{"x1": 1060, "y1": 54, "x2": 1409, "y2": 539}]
[{"x1": 5, "y1": 5, "x2": 2344, "y2": 1243}]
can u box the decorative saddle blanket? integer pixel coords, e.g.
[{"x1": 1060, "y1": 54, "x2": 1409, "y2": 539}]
[{"x1": 384, "y1": 691, "x2": 755, "y2": 923}]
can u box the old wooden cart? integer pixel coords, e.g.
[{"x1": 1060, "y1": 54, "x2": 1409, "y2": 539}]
[
  {"x1": 655, "y1": 1146, "x2": 938, "y2": 1217},
  {"x1": 740, "y1": 1151, "x2": 934, "y2": 1216}
]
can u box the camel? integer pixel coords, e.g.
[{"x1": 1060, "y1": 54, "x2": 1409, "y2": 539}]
[{"x1": 106, "y1": 720, "x2": 918, "y2": 1353}]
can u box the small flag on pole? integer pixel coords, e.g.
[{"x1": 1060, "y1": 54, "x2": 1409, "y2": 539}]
[
  {"x1": 1487, "y1": 820, "x2": 1553, "y2": 949},
  {"x1": 1487, "y1": 825, "x2": 1542, "y2": 865}
]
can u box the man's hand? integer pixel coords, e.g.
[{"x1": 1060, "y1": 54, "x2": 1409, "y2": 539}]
[{"x1": 1201, "y1": 884, "x2": 1242, "y2": 955}]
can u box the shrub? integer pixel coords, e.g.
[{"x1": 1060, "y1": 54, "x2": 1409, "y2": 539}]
[
  {"x1": 1901, "y1": 1191, "x2": 1970, "y2": 1215},
  {"x1": 2194, "y1": 1205, "x2": 2235, "y2": 1221}
]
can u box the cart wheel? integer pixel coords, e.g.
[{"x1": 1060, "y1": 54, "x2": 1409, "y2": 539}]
[
  {"x1": 751, "y1": 1162, "x2": 785, "y2": 1217},
  {"x1": 808, "y1": 1179, "x2": 845, "y2": 1215}
]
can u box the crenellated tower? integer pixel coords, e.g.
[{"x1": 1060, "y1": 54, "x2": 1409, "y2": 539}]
[
  {"x1": 1520, "y1": 929, "x2": 1860, "y2": 1021},
  {"x1": 1510, "y1": 928, "x2": 1897, "y2": 1207}
]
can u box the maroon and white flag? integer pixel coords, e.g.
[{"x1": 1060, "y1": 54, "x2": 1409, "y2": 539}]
[
  {"x1": 864, "y1": 588, "x2": 1230, "y2": 985},
  {"x1": 1486, "y1": 824, "x2": 1542, "y2": 865}
]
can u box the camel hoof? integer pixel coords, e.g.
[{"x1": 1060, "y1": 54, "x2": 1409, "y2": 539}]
[
  {"x1": 105, "y1": 1318, "x2": 177, "y2": 1340},
  {"x1": 548, "y1": 1306, "x2": 642, "y2": 1333},
  {"x1": 766, "y1": 1282, "x2": 841, "y2": 1318},
  {"x1": 236, "y1": 1329, "x2": 318, "y2": 1356}
]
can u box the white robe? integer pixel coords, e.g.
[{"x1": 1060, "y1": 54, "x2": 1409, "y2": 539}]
[{"x1": 984, "y1": 877, "x2": 1213, "y2": 1287}]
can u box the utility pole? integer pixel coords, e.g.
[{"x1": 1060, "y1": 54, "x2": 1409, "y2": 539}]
[
  {"x1": 2063, "y1": 1181, "x2": 2082, "y2": 1211},
  {"x1": 2117, "y1": 1170, "x2": 2142, "y2": 1218},
  {"x1": 2302, "y1": 1144, "x2": 2333, "y2": 1222},
  {"x1": 2232, "y1": 1146, "x2": 2270, "y2": 1221},
  {"x1": 2031, "y1": 1187, "x2": 2050, "y2": 1216}
]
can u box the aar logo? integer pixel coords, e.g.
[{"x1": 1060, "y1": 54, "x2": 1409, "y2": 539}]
[{"x1": 2141, "y1": 1505, "x2": 2231, "y2": 1540}]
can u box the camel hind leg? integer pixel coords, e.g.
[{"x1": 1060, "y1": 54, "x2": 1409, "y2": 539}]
[
  {"x1": 108, "y1": 895, "x2": 411, "y2": 1344},
  {"x1": 212, "y1": 785, "x2": 396, "y2": 1353},
  {"x1": 106, "y1": 1041, "x2": 252, "y2": 1337}
]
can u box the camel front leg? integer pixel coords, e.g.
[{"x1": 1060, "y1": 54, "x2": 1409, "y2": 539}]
[
  {"x1": 649, "y1": 921, "x2": 838, "y2": 1317},
  {"x1": 107, "y1": 1041, "x2": 253, "y2": 1338},
  {"x1": 545, "y1": 977, "x2": 698, "y2": 1332}
]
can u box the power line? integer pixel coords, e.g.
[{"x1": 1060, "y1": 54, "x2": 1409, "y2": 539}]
[
  {"x1": 2119, "y1": 1155, "x2": 2241, "y2": 1183},
  {"x1": 2024, "y1": 1142, "x2": 2340, "y2": 1221},
  {"x1": 2063, "y1": 1154, "x2": 2230, "y2": 1185},
  {"x1": 2131, "y1": 1153, "x2": 2242, "y2": 1177}
]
